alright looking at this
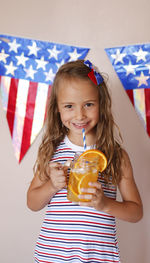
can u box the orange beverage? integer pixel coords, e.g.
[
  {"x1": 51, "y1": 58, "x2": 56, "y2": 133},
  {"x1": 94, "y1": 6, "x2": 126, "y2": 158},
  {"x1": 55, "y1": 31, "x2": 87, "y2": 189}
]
[
  {"x1": 67, "y1": 150, "x2": 107, "y2": 202},
  {"x1": 67, "y1": 153, "x2": 99, "y2": 202}
]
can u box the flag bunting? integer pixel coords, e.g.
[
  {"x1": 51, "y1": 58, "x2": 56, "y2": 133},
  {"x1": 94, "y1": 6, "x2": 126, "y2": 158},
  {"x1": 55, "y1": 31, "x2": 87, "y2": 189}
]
[
  {"x1": 105, "y1": 44, "x2": 150, "y2": 137},
  {"x1": 0, "y1": 34, "x2": 89, "y2": 162}
]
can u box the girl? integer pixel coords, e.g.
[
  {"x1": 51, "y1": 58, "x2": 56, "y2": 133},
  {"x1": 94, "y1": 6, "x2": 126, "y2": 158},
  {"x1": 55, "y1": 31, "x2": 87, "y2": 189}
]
[{"x1": 27, "y1": 59, "x2": 143, "y2": 263}]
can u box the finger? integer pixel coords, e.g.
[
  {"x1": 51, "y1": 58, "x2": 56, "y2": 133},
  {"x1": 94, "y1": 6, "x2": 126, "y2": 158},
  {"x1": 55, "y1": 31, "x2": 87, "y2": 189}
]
[
  {"x1": 78, "y1": 194, "x2": 93, "y2": 200},
  {"x1": 49, "y1": 161, "x2": 63, "y2": 169},
  {"x1": 80, "y1": 187, "x2": 96, "y2": 194},
  {"x1": 88, "y1": 181, "x2": 102, "y2": 189},
  {"x1": 57, "y1": 176, "x2": 66, "y2": 183},
  {"x1": 57, "y1": 169, "x2": 65, "y2": 176},
  {"x1": 62, "y1": 167, "x2": 69, "y2": 178},
  {"x1": 64, "y1": 160, "x2": 72, "y2": 168}
]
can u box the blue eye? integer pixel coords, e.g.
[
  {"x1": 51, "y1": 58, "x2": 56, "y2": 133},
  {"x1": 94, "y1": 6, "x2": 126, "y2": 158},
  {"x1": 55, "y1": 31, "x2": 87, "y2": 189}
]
[
  {"x1": 85, "y1": 103, "x2": 93, "y2": 107},
  {"x1": 65, "y1": 105, "x2": 72, "y2": 109}
]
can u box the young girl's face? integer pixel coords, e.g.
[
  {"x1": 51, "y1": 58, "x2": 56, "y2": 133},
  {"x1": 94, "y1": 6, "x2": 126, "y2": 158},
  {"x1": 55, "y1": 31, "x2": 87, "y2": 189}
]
[{"x1": 57, "y1": 77, "x2": 100, "y2": 145}]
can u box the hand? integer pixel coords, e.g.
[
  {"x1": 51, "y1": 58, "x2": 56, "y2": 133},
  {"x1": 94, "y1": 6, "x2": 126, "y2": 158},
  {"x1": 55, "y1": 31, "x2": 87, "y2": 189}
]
[
  {"x1": 78, "y1": 182, "x2": 107, "y2": 211},
  {"x1": 48, "y1": 162, "x2": 67, "y2": 192}
]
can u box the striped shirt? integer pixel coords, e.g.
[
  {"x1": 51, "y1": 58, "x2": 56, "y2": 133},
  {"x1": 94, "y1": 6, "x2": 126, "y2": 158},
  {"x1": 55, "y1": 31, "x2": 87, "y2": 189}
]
[{"x1": 35, "y1": 136, "x2": 120, "y2": 263}]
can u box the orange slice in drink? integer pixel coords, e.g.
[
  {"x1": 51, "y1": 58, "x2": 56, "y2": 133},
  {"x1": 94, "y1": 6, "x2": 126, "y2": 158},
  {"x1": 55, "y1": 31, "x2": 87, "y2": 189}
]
[
  {"x1": 78, "y1": 173, "x2": 98, "y2": 195},
  {"x1": 76, "y1": 149, "x2": 107, "y2": 172}
]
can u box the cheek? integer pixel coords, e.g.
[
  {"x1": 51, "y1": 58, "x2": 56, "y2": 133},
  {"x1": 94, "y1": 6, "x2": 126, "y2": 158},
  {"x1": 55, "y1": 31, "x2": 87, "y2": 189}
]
[
  {"x1": 59, "y1": 110, "x2": 71, "y2": 123},
  {"x1": 90, "y1": 107, "x2": 99, "y2": 120}
]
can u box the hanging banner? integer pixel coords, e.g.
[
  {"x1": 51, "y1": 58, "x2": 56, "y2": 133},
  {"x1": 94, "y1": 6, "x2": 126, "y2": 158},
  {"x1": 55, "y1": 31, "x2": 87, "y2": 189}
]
[
  {"x1": 105, "y1": 44, "x2": 150, "y2": 138},
  {"x1": 0, "y1": 34, "x2": 89, "y2": 162}
]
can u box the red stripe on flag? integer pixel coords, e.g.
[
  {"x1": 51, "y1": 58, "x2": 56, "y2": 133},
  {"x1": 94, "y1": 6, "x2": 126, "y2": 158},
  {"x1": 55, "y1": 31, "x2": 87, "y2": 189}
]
[
  {"x1": 6, "y1": 78, "x2": 18, "y2": 136},
  {"x1": 145, "y1": 88, "x2": 150, "y2": 137},
  {"x1": 126, "y1": 89, "x2": 134, "y2": 106},
  {"x1": 19, "y1": 81, "x2": 38, "y2": 162},
  {"x1": 44, "y1": 85, "x2": 52, "y2": 121}
]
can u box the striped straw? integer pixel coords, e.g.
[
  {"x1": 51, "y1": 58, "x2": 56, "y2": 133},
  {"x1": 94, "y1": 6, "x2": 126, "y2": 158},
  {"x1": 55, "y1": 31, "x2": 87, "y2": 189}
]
[{"x1": 82, "y1": 128, "x2": 86, "y2": 151}]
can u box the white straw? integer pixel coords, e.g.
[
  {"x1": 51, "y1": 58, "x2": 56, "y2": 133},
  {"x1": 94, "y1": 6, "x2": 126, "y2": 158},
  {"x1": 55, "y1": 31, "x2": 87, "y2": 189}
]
[{"x1": 82, "y1": 128, "x2": 86, "y2": 151}]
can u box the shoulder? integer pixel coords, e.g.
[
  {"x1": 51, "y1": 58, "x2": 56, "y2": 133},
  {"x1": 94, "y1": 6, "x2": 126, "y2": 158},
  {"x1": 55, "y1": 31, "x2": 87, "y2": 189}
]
[{"x1": 51, "y1": 138, "x2": 75, "y2": 164}]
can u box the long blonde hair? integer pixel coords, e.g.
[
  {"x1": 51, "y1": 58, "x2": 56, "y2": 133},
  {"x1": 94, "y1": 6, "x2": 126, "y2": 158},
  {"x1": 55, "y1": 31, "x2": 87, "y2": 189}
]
[{"x1": 34, "y1": 60, "x2": 123, "y2": 184}]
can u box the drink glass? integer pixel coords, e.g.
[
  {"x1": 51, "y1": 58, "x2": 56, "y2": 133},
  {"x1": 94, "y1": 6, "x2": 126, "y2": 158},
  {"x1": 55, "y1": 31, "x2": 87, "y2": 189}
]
[{"x1": 67, "y1": 152, "x2": 99, "y2": 202}]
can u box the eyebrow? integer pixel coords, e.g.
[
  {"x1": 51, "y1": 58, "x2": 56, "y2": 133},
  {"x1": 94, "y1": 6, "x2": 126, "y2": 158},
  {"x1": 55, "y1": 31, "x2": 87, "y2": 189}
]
[{"x1": 60, "y1": 99, "x2": 98, "y2": 104}]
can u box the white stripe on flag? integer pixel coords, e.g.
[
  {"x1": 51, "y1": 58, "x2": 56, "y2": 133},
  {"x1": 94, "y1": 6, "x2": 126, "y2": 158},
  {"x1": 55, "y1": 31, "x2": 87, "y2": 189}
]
[
  {"x1": 30, "y1": 83, "x2": 49, "y2": 144},
  {"x1": 12, "y1": 79, "x2": 29, "y2": 161},
  {"x1": 133, "y1": 88, "x2": 146, "y2": 129},
  {"x1": 0, "y1": 76, "x2": 11, "y2": 110}
]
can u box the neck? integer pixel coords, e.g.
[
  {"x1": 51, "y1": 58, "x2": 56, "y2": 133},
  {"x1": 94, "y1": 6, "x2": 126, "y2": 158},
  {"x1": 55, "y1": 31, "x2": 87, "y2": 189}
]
[{"x1": 67, "y1": 131, "x2": 96, "y2": 147}]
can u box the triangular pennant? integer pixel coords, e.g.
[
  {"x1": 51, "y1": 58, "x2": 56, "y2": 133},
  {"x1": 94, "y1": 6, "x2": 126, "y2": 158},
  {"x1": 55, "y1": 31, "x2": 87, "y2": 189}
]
[
  {"x1": 105, "y1": 44, "x2": 150, "y2": 137},
  {"x1": 0, "y1": 34, "x2": 90, "y2": 162}
]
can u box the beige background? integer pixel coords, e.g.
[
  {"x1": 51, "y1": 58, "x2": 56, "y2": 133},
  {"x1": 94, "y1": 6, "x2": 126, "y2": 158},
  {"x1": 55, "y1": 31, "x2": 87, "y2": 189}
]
[{"x1": 0, "y1": 0, "x2": 150, "y2": 262}]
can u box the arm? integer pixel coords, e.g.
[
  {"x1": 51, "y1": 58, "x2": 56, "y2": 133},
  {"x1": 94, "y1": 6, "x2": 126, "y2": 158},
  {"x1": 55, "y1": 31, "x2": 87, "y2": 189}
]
[
  {"x1": 27, "y1": 162, "x2": 67, "y2": 211},
  {"x1": 107, "y1": 150, "x2": 143, "y2": 222},
  {"x1": 79, "y1": 150, "x2": 143, "y2": 222}
]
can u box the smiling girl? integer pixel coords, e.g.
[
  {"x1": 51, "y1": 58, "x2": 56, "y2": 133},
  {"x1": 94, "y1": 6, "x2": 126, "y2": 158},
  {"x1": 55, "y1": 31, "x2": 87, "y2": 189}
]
[{"x1": 27, "y1": 59, "x2": 143, "y2": 263}]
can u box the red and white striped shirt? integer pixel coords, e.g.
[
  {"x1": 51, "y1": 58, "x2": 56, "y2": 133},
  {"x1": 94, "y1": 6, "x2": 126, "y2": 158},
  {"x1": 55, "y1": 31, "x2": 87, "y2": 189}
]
[{"x1": 35, "y1": 136, "x2": 120, "y2": 263}]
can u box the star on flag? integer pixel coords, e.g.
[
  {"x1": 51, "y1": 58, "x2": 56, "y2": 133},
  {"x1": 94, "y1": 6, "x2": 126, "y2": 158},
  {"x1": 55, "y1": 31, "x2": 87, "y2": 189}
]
[
  {"x1": 0, "y1": 34, "x2": 89, "y2": 162},
  {"x1": 105, "y1": 43, "x2": 150, "y2": 137}
]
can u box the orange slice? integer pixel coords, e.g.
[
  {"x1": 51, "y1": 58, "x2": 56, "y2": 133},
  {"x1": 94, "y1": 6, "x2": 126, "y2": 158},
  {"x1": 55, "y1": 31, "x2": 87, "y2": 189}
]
[
  {"x1": 76, "y1": 149, "x2": 107, "y2": 172},
  {"x1": 78, "y1": 173, "x2": 98, "y2": 195}
]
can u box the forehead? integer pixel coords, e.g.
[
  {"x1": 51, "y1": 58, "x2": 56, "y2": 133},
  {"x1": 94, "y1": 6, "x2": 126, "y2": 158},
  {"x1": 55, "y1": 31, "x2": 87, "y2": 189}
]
[{"x1": 57, "y1": 77, "x2": 99, "y2": 101}]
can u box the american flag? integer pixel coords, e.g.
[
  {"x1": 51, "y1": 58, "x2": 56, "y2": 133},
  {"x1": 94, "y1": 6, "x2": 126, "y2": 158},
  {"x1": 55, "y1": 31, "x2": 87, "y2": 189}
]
[
  {"x1": 105, "y1": 44, "x2": 150, "y2": 138},
  {"x1": 0, "y1": 34, "x2": 89, "y2": 162}
]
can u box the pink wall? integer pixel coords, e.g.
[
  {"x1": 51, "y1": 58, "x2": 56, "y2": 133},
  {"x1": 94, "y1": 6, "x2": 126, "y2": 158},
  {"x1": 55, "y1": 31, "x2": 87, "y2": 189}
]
[{"x1": 0, "y1": 1, "x2": 150, "y2": 262}]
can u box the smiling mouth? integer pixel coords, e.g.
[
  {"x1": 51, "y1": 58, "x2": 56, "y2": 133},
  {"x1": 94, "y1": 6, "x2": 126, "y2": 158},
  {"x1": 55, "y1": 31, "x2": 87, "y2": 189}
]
[{"x1": 72, "y1": 122, "x2": 89, "y2": 129}]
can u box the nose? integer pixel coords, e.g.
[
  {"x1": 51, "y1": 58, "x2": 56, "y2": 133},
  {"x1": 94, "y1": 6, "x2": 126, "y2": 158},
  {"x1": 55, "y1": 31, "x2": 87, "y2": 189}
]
[{"x1": 75, "y1": 106, "x2": 85, "y2": 120}]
